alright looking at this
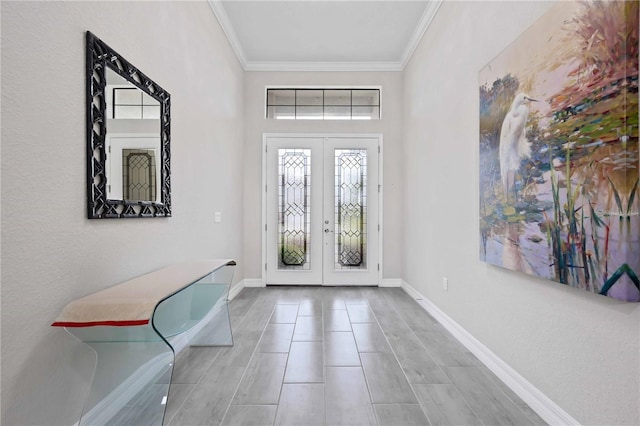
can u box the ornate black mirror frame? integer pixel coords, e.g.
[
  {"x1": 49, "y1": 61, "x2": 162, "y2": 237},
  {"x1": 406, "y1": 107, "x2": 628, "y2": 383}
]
[{"x1": 86, "y1": 31, "x2": 171, "y2": 219}]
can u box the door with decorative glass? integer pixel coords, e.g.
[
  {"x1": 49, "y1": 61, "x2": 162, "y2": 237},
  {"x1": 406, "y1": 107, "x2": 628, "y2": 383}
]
[{"x1": 265, "y1": 135, "x2": 380, "y2": 286}]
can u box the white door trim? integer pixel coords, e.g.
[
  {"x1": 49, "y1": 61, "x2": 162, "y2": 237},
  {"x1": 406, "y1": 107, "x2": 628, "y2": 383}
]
[{"x1": 262, "y1": 133, "x2": 384, "y2": 286}]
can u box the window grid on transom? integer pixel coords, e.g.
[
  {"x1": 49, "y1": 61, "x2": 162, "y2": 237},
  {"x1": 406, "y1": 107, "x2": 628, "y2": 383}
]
[
  {"x1": 266, "y1": 88, "x2": 380, "y2": 120},
  {"x1": 112, "y1": 87, "x2": 161, "y2": 119}
]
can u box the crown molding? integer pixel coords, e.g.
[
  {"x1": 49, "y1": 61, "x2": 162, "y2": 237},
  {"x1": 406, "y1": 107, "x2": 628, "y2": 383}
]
[
  {"x1": 244, "y1": 61, "x2": 404, "y2": 72},
  {"x1": 208, "y1": 0, "x2": 443, "y2": 73},
  {"x1": 399, "y1": 0, "x2": 443, "y2": 69},
  {"x1": 207, "y1": 0, "x2": 248, "y2": 69}
]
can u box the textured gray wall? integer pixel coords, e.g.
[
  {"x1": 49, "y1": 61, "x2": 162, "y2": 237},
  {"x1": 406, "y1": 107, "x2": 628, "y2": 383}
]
[
  {"x1": 1, "y1": 2, "x2": 244, "y2": 423},
  {"x1": 402, "y1": 1, "x2": 639, "y2": 424}
]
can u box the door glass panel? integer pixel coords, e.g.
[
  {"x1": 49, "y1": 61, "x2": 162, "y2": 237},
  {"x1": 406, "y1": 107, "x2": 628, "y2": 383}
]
[
  {"x1": 279, "y1": 149, "x2": 312, "y2": 270},
  {"x1": 122, "y1": 149, "x2": 156, "y2": 202},
  {"x1": 334, "y1": 149, "x2": 367, "y2": 270}
]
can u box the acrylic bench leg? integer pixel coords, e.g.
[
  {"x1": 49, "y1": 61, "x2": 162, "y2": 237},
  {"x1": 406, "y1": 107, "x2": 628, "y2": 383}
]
[
  {"x1": 154, "y1": 282, "x2": 234, "y2": 349},
  {"x1": 65, "y1": 327, "x2": 174, "y2": 426}
]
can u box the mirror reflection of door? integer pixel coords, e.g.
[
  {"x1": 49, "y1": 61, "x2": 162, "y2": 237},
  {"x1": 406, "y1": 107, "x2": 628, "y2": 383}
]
[
  {"x1": 104, "y1": 67, "x2": 162, "y2": 203},
  {"x1": 106, "y1": 136, "x2": 161, "y2": 202},
  {"x1": 122, "y1": 149, "x2": 156, "y2": 202}
]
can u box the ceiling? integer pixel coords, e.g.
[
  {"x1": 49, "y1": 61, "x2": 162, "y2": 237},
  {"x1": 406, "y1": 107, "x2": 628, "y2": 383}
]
[{"x1": 208, "y1": 1, "x2": 443, "y2": 71}]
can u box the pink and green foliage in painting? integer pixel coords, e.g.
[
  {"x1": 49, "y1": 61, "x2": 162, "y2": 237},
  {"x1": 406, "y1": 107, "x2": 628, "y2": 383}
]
[{"x1": 479, "y1": 1, "x2": 639, "y2": 302}]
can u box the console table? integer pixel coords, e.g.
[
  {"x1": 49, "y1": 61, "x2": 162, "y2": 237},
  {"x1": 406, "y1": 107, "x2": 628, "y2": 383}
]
[{"x1": 52, "y1": 259, "x2": 236, "y2": 426}]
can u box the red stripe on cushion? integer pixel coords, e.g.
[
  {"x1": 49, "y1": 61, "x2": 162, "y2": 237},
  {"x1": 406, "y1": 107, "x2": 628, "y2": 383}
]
[{"x1": 51, "y1": 319, "x2": 149, "y2": 327}]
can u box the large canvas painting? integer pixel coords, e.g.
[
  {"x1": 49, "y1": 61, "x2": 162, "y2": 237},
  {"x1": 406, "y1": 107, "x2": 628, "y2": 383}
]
[{"x1": 479, "y1": 1, "x2": 639, "y2": 302}]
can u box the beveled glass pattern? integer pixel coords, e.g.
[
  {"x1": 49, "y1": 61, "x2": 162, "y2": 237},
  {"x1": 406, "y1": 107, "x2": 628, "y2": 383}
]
[
  {"x1": 335, "y1": 149, "x2": 367, "y2": 269},
  {"x1": 279, "y1": 149, "x2": 312, "y2": 269},
  {"x1": 122, "y1": 149, "x2": 156, "y2": 202}
]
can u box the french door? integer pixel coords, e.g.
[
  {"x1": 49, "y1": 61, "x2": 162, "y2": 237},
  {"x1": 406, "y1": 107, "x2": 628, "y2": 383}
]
[{"x1": 265, "y1": 135, "x2": 380, "y2": 286}]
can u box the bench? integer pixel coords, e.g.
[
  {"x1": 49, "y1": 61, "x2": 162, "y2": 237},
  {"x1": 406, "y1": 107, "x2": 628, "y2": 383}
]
[{"x1": 52, "y1": 259, "x2": 236, "y2": 425}]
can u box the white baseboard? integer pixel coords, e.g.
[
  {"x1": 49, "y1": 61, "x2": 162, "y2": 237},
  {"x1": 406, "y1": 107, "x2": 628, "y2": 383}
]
[
  {"x1": 228, "y1": 280, "x2": 245, "y2": 300},
  {"x1": 240, "y1": 278, "x2": 399, "y2": 288},
  {"x1": 229, "y1": 278, "x2": 266, "y2": 299},
  {"x1": 380, "y1": 278, "x2": 402, "y2": 287},
  {"x1": 243, "y1": 278, "x2": 265, "y2": 288},
  {"x1": 400, "y1": 280, "x2": 580, "y2": 426}
]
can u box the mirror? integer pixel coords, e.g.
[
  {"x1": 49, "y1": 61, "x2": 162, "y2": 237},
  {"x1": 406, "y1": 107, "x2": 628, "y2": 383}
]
[
  {"x1": 105, "y1": 69, "x2": 161, "y2": 203},
  {"x1": 86, "y1": 31, "x2": 171, "y2": 218}
]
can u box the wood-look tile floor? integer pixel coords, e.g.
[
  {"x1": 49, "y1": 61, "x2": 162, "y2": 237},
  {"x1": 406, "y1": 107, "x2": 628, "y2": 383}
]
[{"x1": 165, "y1": 287, "x2": 547, "y2": 426}]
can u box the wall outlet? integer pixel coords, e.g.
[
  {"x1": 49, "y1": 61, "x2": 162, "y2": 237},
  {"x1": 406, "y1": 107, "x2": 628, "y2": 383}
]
[
  {"x1": 214, "y1": 212, "x2": 222, "y2": 223},
  {"x1": 443, "y1": 277, "x2": 448, "y2": 291}
]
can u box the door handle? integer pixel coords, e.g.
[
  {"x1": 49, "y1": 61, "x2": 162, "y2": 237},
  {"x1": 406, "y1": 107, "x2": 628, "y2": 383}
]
[{"x1": 324, "y1": 228, "x2": 331, "y2": 233}]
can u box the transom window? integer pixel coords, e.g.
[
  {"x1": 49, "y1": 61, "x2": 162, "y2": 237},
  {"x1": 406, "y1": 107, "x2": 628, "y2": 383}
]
[
  {"x1": 112, "y1": 88, "x2": 160, "y2": 119},
  {"x1": 266, "y1": 88, "x2": 380, "y2": 120}
]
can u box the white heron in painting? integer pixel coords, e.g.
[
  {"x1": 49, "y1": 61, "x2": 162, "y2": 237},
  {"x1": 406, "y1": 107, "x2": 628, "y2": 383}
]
[{"x1": 499, "y1": 93, "x2": 537, "y2": 199}]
